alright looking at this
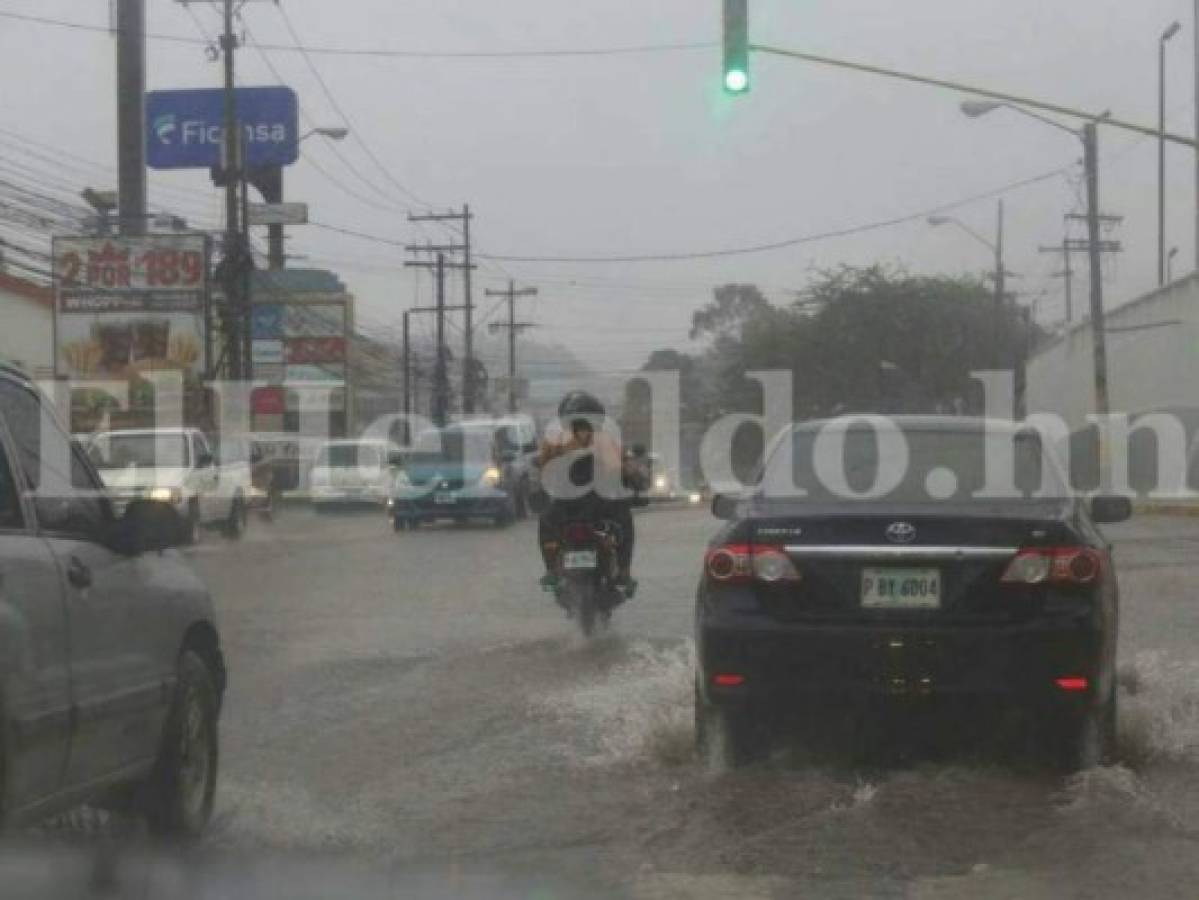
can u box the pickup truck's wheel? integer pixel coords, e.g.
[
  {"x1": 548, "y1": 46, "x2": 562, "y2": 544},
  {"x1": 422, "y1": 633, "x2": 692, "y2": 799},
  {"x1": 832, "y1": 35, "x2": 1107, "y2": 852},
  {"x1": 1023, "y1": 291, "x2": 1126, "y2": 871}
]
[
  {"x1": 182, "y1": 500, "x2": 200, "y2": 545},
  {"x1": 222, "y1": 494, "x2": 246, "y2": 540},
  {"x1": 514, "y1": 480, "x2": 529, "y2": 519},
  {"x1": 144, "y1": 651, "x2": 218, "y2": 838}
]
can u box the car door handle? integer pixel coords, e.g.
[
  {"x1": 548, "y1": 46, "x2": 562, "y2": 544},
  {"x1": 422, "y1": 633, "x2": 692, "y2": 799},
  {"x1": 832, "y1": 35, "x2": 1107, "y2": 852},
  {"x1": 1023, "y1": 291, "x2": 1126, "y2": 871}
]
[{"x1": 67, "y1": 556, "x2": 92, "y2": 589}]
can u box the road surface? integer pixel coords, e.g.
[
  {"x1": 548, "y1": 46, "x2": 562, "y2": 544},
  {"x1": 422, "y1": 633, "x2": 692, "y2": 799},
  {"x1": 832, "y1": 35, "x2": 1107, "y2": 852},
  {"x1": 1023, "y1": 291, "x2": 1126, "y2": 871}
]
[{"x1": 18, "y1": 505, "x2": 1199, "y2": 897}]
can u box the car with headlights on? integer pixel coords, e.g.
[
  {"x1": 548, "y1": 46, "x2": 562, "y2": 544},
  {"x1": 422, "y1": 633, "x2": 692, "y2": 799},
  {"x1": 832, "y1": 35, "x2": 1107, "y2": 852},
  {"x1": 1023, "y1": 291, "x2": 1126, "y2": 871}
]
[
  {"x1": 695, "y1": 416, "x2": 1130, "y2": 771},
  {"x1": 88, "y1": 427, "x2": 249, "y2": 541},
  {"x1": 390, "y1": 423, "x2": 520, "y2": 529}
]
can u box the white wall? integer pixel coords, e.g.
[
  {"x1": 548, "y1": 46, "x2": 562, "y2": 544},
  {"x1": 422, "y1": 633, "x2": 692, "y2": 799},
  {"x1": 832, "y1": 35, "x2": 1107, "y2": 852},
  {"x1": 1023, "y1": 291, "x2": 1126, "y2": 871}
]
[
  {"x1": 0, "y1": 286, "x2": 53, "y2": 377},
  {"x1": 1027, "y1": 273, "x2": 1199, "y2": 427}
]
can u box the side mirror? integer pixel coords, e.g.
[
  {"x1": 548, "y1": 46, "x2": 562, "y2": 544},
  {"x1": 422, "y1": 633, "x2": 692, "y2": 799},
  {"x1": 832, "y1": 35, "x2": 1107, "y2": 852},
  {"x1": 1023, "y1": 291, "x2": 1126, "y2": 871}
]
[
  {"x1": 711, "y1": 493, "x2": 738, "y2": 520},
  {"x1": 498, "y1": 449, "x2": 518, "y2": 464},
  {"x1": 195, "y1": 451, "x2": 214, "y2": 469},
  {"x1": 388, "y1": 451, "x2": 405, "y2": 468},
  {"x1": 1090, "y1": 494, "x2": 1133, "y2": 524},
  {"x1": 522, "y1": 441, "x2": 538, "y2": 454},
  {"x1": 110, "y1": 499, "x2": 189, "y2": 554},
  {"x1": 251, "y1": 447, "x2": 264, "y2": 465}
]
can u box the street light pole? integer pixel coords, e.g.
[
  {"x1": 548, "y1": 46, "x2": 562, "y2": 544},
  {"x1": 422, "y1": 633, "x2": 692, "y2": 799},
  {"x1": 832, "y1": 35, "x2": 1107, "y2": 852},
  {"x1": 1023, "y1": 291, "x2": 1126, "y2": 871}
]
[
  {"x1": 994, "y1": 198, "x2": 1005, "y2": 315},
  {"x1": 1160, "y1": 21, "x2": 1182, "y2": 286}
]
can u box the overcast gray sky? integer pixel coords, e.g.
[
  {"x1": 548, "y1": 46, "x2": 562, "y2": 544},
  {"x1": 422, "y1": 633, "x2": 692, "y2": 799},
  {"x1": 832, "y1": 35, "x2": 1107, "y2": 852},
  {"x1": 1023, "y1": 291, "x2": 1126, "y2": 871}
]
[{"x1": 2, "y1": 0, "x2": 1197, "y2": 373}]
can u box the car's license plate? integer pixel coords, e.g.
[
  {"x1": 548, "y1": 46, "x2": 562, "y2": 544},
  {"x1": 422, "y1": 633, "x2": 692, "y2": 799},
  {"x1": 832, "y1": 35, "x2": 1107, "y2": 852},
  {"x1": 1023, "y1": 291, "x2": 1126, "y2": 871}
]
[
  {"x1": 434, "y1": 493, "x2": 456, "y2": 505},
  {"x1": 861, "y1": 568, "x2": 941, "y2": 609},
  {"x1": 562, "y1": 550, "x2": 598, "y2": 570}
]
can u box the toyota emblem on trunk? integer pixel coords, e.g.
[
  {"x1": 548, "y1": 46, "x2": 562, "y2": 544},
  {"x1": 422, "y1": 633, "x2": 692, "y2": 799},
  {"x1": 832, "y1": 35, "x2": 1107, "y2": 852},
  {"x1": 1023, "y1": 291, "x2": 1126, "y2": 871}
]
[{"x1": 885, "y1": 521, "x2": 916, "y2": 544}]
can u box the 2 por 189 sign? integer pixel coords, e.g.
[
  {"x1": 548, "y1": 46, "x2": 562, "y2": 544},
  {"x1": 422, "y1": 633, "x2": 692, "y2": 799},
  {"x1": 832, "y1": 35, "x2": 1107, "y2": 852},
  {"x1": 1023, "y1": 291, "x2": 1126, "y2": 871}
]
[
  {"x1": 53, "y1": 234, "x2": 211, "y2": 379},
  {"x1": 56, "y1": 238, "x2": 206, "y2": 292}
]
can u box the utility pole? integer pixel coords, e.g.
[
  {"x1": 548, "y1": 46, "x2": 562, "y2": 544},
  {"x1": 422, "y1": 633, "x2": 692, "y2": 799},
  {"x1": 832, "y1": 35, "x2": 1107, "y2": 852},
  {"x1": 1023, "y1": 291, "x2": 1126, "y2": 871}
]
[
  {"x1": 402, "y1": 311, "x2": 411, "y2": 421},
  {"x1": 433, "y1": 254, "x2": 447, "y2": 427},
  {"x1": 115, "y1": 0, "x2": 146, "y2": 236},
  {"x1": 220, "y1": 0, "x2": 243, "y2": 379},
  {"x1": 485, "y1": 281, "x2": 538, "y2": 414},
  {"x1": 1083, "y1": 123, "x2": 1111, "y2": 485},
  {"x1": 408, "y1": 207, "x2": 476, "y2": 410},
  {"x1": 1038, "y1": 238, "x2": 1074, "y2": 323}
]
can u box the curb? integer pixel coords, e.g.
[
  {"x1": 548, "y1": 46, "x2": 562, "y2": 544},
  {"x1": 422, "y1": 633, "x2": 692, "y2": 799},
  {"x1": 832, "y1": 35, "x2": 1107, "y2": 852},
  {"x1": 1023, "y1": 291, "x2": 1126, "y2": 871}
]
[{"x1": 1134, "y1": 502, "x2": 1199, "y2": 518}]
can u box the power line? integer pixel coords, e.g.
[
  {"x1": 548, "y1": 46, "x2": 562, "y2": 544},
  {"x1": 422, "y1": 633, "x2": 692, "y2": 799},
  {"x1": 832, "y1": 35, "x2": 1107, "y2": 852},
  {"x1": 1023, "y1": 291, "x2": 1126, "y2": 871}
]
[
  {"x1": 0, "y1": 10, "x2": 712, "y2": 59},
  {"x1": 271, "y1": 3, "x2": 438, "y2": 214},
  {"x1": 310, "y1": 162, "x2": 1074, "y2": 264},
  {"x1": 238, "y1": 19, "x2": 413, "y2": 215}
]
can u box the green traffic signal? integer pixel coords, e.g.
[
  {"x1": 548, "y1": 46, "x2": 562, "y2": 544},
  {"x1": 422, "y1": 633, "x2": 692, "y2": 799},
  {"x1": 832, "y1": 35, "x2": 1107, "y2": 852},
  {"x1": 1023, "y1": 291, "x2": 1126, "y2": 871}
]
[
  {"x1": 724, "y1": 68, "x2": 749, "y2": 94},
  {"x1": 722, "y1": 0, "x2": 749, "y2": 95}
]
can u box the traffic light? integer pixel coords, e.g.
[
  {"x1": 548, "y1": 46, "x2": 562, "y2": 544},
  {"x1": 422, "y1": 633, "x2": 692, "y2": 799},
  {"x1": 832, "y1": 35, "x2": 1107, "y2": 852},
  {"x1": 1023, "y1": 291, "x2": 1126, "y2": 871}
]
[{"x1": 722, "y1": 0, "x2": 749, "y2": 94}]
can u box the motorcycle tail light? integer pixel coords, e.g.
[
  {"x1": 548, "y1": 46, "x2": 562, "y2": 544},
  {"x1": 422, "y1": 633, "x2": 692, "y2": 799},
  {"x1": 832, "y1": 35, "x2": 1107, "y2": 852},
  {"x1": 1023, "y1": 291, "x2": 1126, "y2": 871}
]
[{"x1": 563, "y1": 522, "x2": 595, "y2": 544}]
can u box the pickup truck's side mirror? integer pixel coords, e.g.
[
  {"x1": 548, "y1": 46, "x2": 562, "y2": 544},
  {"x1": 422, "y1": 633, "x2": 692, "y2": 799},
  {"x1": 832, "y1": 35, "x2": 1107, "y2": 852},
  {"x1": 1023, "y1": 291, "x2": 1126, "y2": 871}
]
[
  {"x1": 110, "y1": 499, "x2": 189, "y2": 555},
  {"x1": 1090, "y1": 494, "x2": 1133, "y2": 524},
  {"x1": 195, "y1": 451, "x2": 214, "y2": 469},
  {"x1": 711, "y1": 493, "x2": 739, "y2": 520}
]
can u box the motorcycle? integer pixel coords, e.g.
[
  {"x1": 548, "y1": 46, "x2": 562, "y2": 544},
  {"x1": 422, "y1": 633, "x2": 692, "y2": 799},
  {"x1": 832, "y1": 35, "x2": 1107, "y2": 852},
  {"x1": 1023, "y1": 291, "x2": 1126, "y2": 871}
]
[{"x1": 552, "y1": 515, "x2": 627, "y2": 638}]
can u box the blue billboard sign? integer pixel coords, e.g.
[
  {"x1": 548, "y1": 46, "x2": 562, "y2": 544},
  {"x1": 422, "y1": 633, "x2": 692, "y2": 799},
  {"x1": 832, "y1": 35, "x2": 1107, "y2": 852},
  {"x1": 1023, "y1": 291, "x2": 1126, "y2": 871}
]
[
  {"x1": 252, "y1": 304, "x2": 285, "y2": 340},
  {"x1": 146, "y1": 86, "x2": 299, "y2": 170}
]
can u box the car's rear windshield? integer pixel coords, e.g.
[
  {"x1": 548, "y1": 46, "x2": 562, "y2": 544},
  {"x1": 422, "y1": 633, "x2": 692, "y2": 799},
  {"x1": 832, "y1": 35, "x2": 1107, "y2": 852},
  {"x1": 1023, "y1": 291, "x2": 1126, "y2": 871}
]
[
  {"x1": 760, "y1": 425, "x2": 1066, "y2": 502},
  {"x1": 90, "y1": 433, "x2": 190, "y2": 470},
  {"x1": 412, "y1": 427, "x2": 495, "y2": 463},
  {"x1": 317, "y1": 444, "x2": 380, "y2": 468}
]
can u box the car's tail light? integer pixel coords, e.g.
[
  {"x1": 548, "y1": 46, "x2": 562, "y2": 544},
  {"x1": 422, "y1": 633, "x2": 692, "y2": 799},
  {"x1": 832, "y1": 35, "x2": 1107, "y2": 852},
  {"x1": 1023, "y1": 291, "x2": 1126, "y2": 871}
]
[
  {"x1": 1000, "y1": 547, "x2": 1103, "y2": 586},
  {"x1": 712, "y1": 673, "x2": 746, "y2": 687},
  {"x1": 705, "y1": 544, "x2": 801, "y2": 584},
  {"x1": 1055, "y1": 676, "x2": 1089, "y2": 692}
]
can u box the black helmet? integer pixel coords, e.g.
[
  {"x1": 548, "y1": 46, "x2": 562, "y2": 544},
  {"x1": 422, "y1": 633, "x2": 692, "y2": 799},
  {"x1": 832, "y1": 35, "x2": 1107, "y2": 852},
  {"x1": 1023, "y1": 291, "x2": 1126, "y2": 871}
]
[{"x1": 558, "y1": 390, "x2": 605, "y2": 421}]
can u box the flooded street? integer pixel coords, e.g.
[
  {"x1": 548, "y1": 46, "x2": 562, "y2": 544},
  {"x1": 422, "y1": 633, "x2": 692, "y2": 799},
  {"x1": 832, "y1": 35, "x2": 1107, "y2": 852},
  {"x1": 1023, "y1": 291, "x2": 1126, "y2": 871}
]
[{"x1": 160, "y1": 505, "x2": 1199, "y2": 897}]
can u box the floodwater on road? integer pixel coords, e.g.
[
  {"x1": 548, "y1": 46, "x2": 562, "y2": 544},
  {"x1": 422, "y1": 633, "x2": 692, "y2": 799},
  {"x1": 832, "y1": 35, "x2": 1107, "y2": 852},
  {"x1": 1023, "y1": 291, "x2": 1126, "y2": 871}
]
[{"x1": 19, "y1": 506, "x2": 1199, "y2": 898}]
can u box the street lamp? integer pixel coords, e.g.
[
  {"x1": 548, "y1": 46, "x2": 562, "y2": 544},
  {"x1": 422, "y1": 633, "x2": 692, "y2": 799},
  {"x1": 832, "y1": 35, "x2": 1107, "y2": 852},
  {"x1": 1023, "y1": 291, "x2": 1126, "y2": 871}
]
[
  {"x1": 81, "y1": 188, "x2": 119, "y2": 235},
  {"x1": 961, "y1": 98, "x2": 1112, "y2": 478},
  {"x1": 928, "y1": 202, "x2": 1025, "y2": 414},
  {"x1": 927, "y1": 202, "x2": 1006, "y2": 316},
  {"x1": 1159, "y1": 21, "x2": 1182, "y2": 286},
  {"x1": 300, "y1": 126, "x2": 350, "y2": 143}
]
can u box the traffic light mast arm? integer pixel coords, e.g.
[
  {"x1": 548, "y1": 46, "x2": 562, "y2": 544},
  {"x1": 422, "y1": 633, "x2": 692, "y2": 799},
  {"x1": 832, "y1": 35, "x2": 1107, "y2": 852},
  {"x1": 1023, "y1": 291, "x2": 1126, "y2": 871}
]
[{"x1": 747, "y1": 41, "x2": 1196, "y2": 146}]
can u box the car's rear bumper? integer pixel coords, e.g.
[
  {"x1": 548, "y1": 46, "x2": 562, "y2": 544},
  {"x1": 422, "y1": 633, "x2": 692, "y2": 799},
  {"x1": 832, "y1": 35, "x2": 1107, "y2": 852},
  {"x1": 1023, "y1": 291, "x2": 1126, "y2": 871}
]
[
  {"x1": 311, "y1": 486, "x2": 388, "y2": 505},
  {"x1": 391, "y1": 487, "x2": 510, "y2": 520},
  {"x1": 698, "y1": 616, "x2": 1107, "y2": 710}
]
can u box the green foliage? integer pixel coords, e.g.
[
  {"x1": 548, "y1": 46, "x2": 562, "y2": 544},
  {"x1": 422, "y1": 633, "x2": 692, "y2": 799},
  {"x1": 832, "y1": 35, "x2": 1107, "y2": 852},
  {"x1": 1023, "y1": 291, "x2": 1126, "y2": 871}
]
[{"x1": 654, "y1": 265, "x2": 1036, "y2": 423}]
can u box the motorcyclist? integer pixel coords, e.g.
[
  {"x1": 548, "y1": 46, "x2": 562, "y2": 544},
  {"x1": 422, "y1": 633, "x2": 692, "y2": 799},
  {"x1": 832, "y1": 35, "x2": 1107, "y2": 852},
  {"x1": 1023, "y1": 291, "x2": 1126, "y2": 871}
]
[{"x1": 535, "y1": 391, "x2": 645, "y2": 596}]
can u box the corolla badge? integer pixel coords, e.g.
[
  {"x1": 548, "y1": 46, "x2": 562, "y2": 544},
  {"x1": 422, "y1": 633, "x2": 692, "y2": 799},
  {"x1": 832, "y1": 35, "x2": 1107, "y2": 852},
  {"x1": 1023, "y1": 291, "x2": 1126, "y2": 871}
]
[{"x1": 885, "y1": 521, "x2": 916, "y2": 544}]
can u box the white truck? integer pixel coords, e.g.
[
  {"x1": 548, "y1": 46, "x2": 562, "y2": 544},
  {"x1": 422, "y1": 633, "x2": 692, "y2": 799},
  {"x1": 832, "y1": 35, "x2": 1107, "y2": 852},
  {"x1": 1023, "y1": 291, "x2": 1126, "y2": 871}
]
[{"x1": 87, "y1": 427, "x2": 251, "y2": 541}]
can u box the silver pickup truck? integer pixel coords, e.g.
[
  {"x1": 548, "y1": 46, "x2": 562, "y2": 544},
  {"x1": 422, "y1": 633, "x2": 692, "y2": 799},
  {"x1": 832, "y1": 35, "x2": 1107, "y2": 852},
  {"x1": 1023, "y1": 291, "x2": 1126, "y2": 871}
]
[
  {"x1": 87, "y1": 427, "x2": 252, "y2": 542},
  {"x1": 0, "y1": 364, "x2": 225, "y2": 835}
]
